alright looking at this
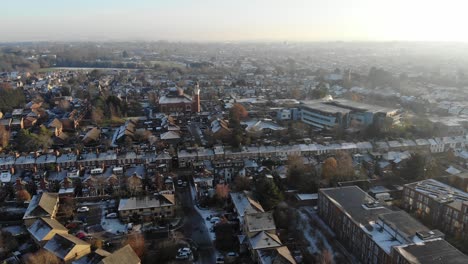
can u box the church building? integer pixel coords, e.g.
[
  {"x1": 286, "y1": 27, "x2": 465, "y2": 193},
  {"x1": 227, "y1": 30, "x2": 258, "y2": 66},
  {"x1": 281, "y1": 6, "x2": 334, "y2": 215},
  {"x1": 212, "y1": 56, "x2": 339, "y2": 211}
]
[{"x1": 158, "y1": 83, "x2": 200, "y2": 113}]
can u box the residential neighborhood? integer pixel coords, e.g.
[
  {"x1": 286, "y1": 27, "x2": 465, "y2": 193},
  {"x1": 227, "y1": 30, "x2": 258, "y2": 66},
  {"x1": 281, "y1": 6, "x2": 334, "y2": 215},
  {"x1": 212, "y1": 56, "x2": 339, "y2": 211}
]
[{"x1": 1, "y1": 40, "x2": 468, "y2": 264}]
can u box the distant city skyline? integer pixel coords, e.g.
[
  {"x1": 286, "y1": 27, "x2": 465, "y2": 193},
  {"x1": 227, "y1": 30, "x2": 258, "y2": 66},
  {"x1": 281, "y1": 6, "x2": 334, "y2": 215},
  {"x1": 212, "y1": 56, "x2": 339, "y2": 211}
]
[{"x1": 1, "y1": 0, "x2": 467, "y2": 42}]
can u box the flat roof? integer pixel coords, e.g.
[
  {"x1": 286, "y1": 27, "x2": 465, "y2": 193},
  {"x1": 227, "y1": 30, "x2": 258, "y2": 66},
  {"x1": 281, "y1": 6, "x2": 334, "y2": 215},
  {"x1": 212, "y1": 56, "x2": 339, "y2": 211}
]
[
  {"x1": 405, "y1": 179, "x2": 468, "y2": 210},
  {"x1": 393, "y1": 239, "x2": 468, "y2": 264},
  {"x1": 320, "y1": 186, "x2": 392, "y2": 224},
  {"x1": 330, "y1": 99, "x2": 398, "y2": 114},
  {"x1": 301, "y1": 101, "x2": 351, "y2": 115}
]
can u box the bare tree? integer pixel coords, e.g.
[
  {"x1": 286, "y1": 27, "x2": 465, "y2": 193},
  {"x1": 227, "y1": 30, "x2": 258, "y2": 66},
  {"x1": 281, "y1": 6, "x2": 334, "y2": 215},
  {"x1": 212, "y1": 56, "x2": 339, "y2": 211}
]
[
  {"x1": 16, "y1": 189, "x2": 31, "y2": 201},
  {"x1": 23, "y1": 249, "x2": 60, "y2": 264},
  {"x1": 0, "y1": 125, "x2": 9, "y2": 149},
  {"x1": 322, "y1": 157, "x2": 338, "y2": 184}
]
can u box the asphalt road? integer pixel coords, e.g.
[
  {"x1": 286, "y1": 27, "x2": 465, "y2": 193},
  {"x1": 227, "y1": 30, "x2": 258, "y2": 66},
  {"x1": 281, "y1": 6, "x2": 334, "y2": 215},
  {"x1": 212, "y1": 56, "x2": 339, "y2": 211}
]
[
  {"x1": 188, "y1": 123, "x2": 206, "y2": 147},
  {"x1": 178, "y1": 185, "x2": 216, "y2": 264},
  {"x1": 76, "y1": 204, "x2": 102, "y2": 226}
]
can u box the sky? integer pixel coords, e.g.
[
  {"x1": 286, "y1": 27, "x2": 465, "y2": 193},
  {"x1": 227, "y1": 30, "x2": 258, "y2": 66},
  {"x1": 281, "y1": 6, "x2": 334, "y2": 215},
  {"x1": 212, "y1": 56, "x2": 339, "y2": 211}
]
[{"x1": 1, "y1": 0, "x2": 467, "y2": 42}]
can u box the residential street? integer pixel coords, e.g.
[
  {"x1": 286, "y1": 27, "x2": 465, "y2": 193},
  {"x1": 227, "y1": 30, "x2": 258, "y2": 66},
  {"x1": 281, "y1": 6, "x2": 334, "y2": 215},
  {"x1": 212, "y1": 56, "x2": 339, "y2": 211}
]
[{"x1": 179, "y1": 184, "x2": 216, "y2": 264}]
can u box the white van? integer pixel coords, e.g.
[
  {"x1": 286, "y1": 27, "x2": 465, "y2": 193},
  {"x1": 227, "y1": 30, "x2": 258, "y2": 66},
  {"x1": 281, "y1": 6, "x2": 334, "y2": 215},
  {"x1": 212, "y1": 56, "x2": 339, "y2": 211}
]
[{"x1": 90, "y1": 168, "x2": 104, "y2": 174}]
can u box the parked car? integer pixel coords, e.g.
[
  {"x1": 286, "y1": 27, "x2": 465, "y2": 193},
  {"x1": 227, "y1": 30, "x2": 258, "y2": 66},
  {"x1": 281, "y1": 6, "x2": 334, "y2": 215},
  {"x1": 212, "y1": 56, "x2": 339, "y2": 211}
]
[
  {"x1": 175, "y1": 252, "x2": 190, "y2": 260},
  {"x1": 178, "y1": 247, "x2": 191, "y2": 255},
  {"x1": 75, "y1": 231, "x2": 88, "y2": 239},
  {"x1": 226, "y1": 252, "x2": 239, "y2": 258},
  {"x1": 106, "y1": 213, "x2": 117, "y2": 218},
  {"x1": 77, "y1": 206, "x2": 89, "y2": 212},
  {"x1": 216, "y1": 257, "x2": 225, "y2": 263},
  {"x1": 210, "y1": 217, "x2": 220, "y2": 224},
  {"x1": 127, "y1": 223, "x2": 133, "y2": 230}
]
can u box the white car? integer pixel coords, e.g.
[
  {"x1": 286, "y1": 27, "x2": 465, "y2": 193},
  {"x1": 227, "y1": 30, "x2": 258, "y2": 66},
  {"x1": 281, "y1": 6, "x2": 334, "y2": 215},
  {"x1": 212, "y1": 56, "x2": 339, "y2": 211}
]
[
  {"x1": 77, "y1": 206, "x2": 89, "y2": 212},
  {"x1": 175, "y1": 252, "x2": 190, "y2": 260},
  {"x1": 178, "y1": 247, "x2": 191, "y2": 255},
  {"x1": 106, "y1": 213, "x2": 117, "y2": 218},
  {"x1": 210, "y1": 217, "x2": 221, "y2": 224}
]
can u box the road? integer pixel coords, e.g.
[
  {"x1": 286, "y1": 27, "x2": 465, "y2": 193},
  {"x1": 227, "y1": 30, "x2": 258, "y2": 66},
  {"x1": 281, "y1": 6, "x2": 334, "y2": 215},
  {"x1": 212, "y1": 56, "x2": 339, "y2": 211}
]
[
  {"x1": 188, "y1": 123, "x2": 207, "y2": 147},
  {"x1": 76, "y1": 204, "x2": 102, "y2": 226},
  {"x1": 178, "y1": 185, "x2": 216, "y2": 264}
]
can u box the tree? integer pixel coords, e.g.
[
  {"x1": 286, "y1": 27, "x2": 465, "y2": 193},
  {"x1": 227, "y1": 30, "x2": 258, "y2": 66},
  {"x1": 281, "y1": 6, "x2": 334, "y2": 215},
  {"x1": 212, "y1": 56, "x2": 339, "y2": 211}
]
[
  {"x1": 400, "y1": 153, "x2": 426, "y2": 181},
  {"x1": 0, "y1": 86, "x2": 25, "y2": 112},
  {"x1": 273, "y1": 202, "x2": 292, "y2": 229},
  {"x1": 255, "y1": 177, "x2": 284, "y2": 210},
  {"x1": 287, "y1": 154, "x2": 307, "y2": 185},
  {"x1": 319, "y1": 249, "x2": 334, "y2": 264},
  {"x1": 153, "y1": 239, "x2": 178, "y2": 263},
  {"x1": 37, "y1": 125, "x2": 53, "y2": 150},
  {"x1": 321, "y1": 157, "x2": 338, "y2": 184},
  {"x1": 215, "y1": 222, "x2": 238, "y2": 251},
  {"x1": 16, "y1": 189, "x2": 31, "y2": 201},
  {"x1": 215, "y1": 184, "x2": 230, "y2": 201},
  {"x1": 61, "y1": 86, "x2": 71, "y2": 96},
  {"x1": 0, "y1": 125, "x2": 9, "y2": 149},
  {"x1": 125, "y1": 233, "x2": 145, "y2": 258},
  {"x1": 233, "y1": 176, "x2": 251, "y2": 191},
  {"x1": 15, "y1": 129, "x2": 39, "y2": 153},
  {"x1": 0, "y1": 231, "x2": 19, "y2": 254},
  {"x1": 310, "y1": 82, "x2": 329, "y2": 99},
  {"x1": 91, "y1": 107, "x2": 105, "y2": 125},
  {"x1": 335, "y1": 151, "x2": 355, "y2": 181},
  {"x1": 23, "y1": 249, "x2": 60, "y2": 264},
  {"x1": 229, "y1": 103, "x2": 248, "y2": 122}
]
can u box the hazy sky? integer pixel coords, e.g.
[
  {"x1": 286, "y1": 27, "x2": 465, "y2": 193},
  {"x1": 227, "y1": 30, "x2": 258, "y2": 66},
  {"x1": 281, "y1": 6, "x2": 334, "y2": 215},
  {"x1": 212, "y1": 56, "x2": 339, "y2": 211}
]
[{"x1": 1, "y1": 0, "x2": 467, "y2": 42}]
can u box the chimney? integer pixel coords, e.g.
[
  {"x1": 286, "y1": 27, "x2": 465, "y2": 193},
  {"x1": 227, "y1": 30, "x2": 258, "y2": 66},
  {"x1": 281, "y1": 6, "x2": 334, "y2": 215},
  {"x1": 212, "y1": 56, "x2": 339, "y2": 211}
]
[
  {"x1": 15, "y1": 178, "x2": 22, "y2": 190},
  {"x1": 40, "y1": 177, "x2": 46, "y2": 190},
  {"x1": 64, "y1": 178, "x2": 70, "y2": 189}
]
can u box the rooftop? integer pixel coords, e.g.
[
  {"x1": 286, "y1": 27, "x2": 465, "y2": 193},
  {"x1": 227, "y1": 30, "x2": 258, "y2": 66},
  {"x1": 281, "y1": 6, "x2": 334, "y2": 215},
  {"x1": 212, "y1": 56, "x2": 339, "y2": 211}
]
[
  {"x1": 320, "y1": 186, "x2": 391, "y2": 224},
  {"x1": 118, "y1": 195, "x2": 175, "y2": 211},
  {"x1": 244, "y1": 211, "x2": 276, "y2": 233},
  {"x1": 99, "y1": 245, "x2": 140, "y2": 264},
  {"x1": 405, "y1": 179, "x2": 468, "y2": 210},
  {"x1": 23, "y1": 192, "x2": 58, "y2": 220},
  {"x1": 230, "y1": 191, "x2": 264, "y2": 218},
  {"x1": 44, "y1": 233, "x2": 90, "y2": 260},
  {"x1": 393, "y1": 239, "x2": 468, "y2": 264},
  {"x1": 27, "y1": 217, "x2": 67, "y2": 242},
  {"x1": 300, "y1": 101, "x2": 351, "y2": 115}
]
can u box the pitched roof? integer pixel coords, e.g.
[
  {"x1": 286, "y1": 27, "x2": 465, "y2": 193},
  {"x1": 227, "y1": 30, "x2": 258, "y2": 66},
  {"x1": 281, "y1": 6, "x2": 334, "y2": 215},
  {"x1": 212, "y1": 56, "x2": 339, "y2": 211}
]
[
  {"x1": 27, "y1": 217, "x2": 67, "y2": 242},
  {"x1": 83, "y1": 127, "x2": 101, "y2": 142},
  {"x1": 48, "y1": 118, "x2": 63, "y2": 128},
  {"x1": 160, "y1": 131, "x2": 180, "y2": 140},
  {"x1": 44, "y1": 233, "x2": 90, "y2": 260},
  {"x1": 249, "y1": 231, "x2": 282, "y2": 250},
  {"x1": 230, "y1": 192, "x2": 264, "y2": 218},
  {"x1": 99, "y1": 245, "x2": 140, "y2": 264},
  {"x1": 276, "y1": 246, "x2": 297, "y2": 264},
  {"x1": 72, "y1": 249, "x2": 111, "y2": 264},
  {"x1": 23, "y1": 192, "x2": 58, "y2": 219}
]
